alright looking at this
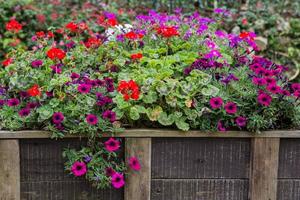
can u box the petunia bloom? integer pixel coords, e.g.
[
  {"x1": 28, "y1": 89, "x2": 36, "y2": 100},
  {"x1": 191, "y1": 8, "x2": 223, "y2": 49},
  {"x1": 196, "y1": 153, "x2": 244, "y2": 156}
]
[
  {"x1": 86, "y1": 114, "x2": 98, "y2": 125},
  {"x1": 128, "y1": 156, "x2": 141, "y2": 171},
  {"x1": 235, "y1": 116, "x2": 247, "y2": 127},
  {"x1": 258, "y1": 93, "x2": 272, "y2": 106},
  {"x1": 209, "y1": 97, "x2": 223, "y2": 109},
  {"x1": 77, "y1": 84, "x2": 92, "y2": 94},
  {"x1": 105, "y1": 138, "x2": 120, "y2": 152},
  {"x1": 52, "y1": 112, "x2": 64, "y2": 124},
  {"x1": 224, "y1": 102, "x2": 237, "y2": 114},
  {"x1": 111, "y1": 173, "x2": 125, "y2": 189},
  {"x1": 18, "y1": 108, "x2": 31, "y2": 117},
  {"x1": 71, "y1": 161, "x2": 87, "y2": 177},
  {"x1": 7, "y1": 98, "x2": 20, "y2": 107},
  {"x1": 102, "y1": 110, "x2": 116, "y2": 123}
]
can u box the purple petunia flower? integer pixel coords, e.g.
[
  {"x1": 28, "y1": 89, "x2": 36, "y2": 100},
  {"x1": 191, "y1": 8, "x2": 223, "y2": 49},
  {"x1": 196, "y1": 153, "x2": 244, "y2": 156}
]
[
  {"x1": 102, "y1": 110, "x2": 116, "y2": 123},
  {"x1": 235, "y1": 116, "x2": 247, "y2": 127},
  {"x1": 96, "y1": 93, "x2": 113, "y2": 106},
  {"x1": 0, "y1": 99, "x2": 5, "y2": 107},
  {"x1": 77, "y1": 84, "x2": 92, "y2": 94},
  {"x1": 83, "y1": 155, "x2": 92, "y2": 163},
  {"x1": 18, "y1": 108, "x2": 30, "y2": 117},
  {"x1": 52, "y1": 112, "x2": 64, "y2": 124},
  {"x1": 7, "y1": 98, "x2": 20, "y2": 107},
  {"x1": 31, "y1": 60, "x2": 43, "y2": 68},
  {"x1": 86, "y1": 114, "x2": 98, "y2": 125},
  {"x1": 70, "y1": 72, "x2": 80, "y2": 80},
  {"x1": 71, "y1": 161, "x2": 87, "y2": 177}
]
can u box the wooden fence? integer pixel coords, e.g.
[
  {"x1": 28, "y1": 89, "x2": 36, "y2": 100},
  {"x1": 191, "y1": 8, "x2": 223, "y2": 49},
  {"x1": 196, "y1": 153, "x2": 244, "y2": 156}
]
[{"x1": 0, "y1": 129, "x2": 300, "y2": 200}]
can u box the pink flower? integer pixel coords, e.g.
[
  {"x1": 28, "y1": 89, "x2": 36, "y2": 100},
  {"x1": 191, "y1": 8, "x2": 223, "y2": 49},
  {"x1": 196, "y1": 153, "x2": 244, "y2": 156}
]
[
  {"x1": 266, "y1": 84, "x2": 281, "y2": 94},
  {"x1": 252, "y1": 77, "x2": 266, "y2": 86},
  {"x1": 71, "y1": 161, "x2": 87, "y2": 177},
  {"x1": 209, "y1": 97, "x2": 223, "y2": 109},
  {"x1": 235, "y1": 116, "x2": 247, "y2": 127},
  {"x1": 258, "y1": 93, "x2": 272, "y2": 106},
  {"x1": 106, "y1": 167, "x2": 116, "y2": 177},
  {"x1": 105, "y1": 138, "x2": 120, "y2": 152},
  {"x1": 291, "y1": 83, "x2": 300, "y2": 92},
  {"x1": 77, "y1": 84, "x2": 91, "y2": 94},
  {"x1": 128, "y1": 156, "x2": 141, "y2": 171},
  {"x1": 217, "y1": 121, "x2": 226, "y2": 132},
  {"x1": 86, "y1": 114, "x2": 98, "y2": 125},
  {"x1": 224, "y1": 102, "x2": 237, "y2": 114},
  {"x1": 111, "y1": 173, "x2": 125, "y2": 189}
]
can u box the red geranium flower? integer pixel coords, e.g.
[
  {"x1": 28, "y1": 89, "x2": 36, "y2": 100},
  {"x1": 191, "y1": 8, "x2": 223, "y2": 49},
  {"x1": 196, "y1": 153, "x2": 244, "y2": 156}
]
[
  {"x1": 131, "y1": 53, "x2": 143, "y2": 60},
  {"x1": 27, "y1": 84, "x2": 41, "y2": 97},
  {"x1": 107, "y1": 18, "x2": 118, "y2": 26},
  {"x1": 65, "y1": 22, "x2": 78, "y2": 32},
  {"x1": 5, "y1": 19, "x2": 22, "y2": 33},
  {"x1": 117, "y1": 80, "x2": 140, "y2": 101},
  {"x1": 124, "y1": 31, "x2": 144, "y2": 40},
  {"x1": 85, "y1": 37, "x2": 101, "y2": 48},
  {"x1": 47, "y1": 48, "x2": 66, "y2": 60},
  {"x1": 36, "y1": 31, "x2": 45, "y2": 38},
  {"x1": 2, "y1": 58, "x2": 13, "y2": 67},
  {"x1": 156, "y1": 26, "x2": 179, "y2": 38}
]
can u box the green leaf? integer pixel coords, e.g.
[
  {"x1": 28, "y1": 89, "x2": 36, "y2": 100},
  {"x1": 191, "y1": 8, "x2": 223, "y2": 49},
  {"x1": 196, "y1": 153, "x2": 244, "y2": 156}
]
[
  {"x1": 37, "y1": 106, "x2": 53, "y2": 121},
  {"x1": 175, "y1": 118, "x2": 190, "y2": 131},
  {"x1": 143, "y1": 91, "x2": 158, "y2": 104},
  {"x1": 129, "y1": 107, "x2": 140, "y2": 120},
  {"x1": 158, "y1": 112, "x2": 175, "y2": 126},
  {"x1": 146, "y1": 106, "x2": 163, "y2": 121}
]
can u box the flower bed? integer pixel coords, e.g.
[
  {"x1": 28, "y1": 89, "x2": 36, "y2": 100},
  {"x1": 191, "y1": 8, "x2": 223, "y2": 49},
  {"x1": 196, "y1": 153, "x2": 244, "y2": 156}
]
[{"x1": 0, "y1": 7, "x2": 300, "y2": 191}]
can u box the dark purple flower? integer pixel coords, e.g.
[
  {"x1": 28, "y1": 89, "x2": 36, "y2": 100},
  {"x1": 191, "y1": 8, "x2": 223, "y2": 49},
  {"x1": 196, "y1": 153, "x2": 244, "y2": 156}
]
[
  {"x1": 96, "y1": 93, "x2": 113, "y2": 106},
  {"x1": 235, "y1": 116, "x2": 247, "y2": 127},
  {"x1": 77, "y1": 84, "x2": 92, "y2": 94},
  {"x1": 106, "y1": 167, "x2": 116, "y2": 177},
  {"x1": 19, "y1": 91, "x2": 29, "y2": 98},
  {"x1": 102, "y1": 110, "x2": 116, "y2": 123},
  {"x1": 7, "y1": 98, "x2": 20, "y2": 107},
  {"x1": 31, "y1": 60, "x2": 43, "y2": 68},
  {"x1": 26, "y1": 102, "x2": 38, "y2": 109},
  {"x1": 50, "y1": 64, "x2": 63, "y2": 74},
  {"x1": 217, "y1": 121, "x2": 226, "y2": 132},
  {"x1": 0, "y1": 99, "x2": 5, "y2": 107},
  {"x1": 52, "y1": 112, "x2": 64, "y2": 124},
  {"x1": 70, "y1": 72, "x2": 80, "y2": 79},
  {"x1": 86, "y1": 114, "x2": 98, "y2": 125},
  {"x1": 83, "y1": 155, "x2": 92, "y2": 163},
  {"x1": 18, "y1": 108, "x2": 30, "y2": 117}
]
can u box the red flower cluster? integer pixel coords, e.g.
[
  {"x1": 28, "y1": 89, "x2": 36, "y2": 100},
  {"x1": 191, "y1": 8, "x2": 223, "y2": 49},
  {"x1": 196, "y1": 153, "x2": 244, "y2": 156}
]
[
  {"x1": 84, "y1": 37, "x2": 101, "y2": 48},
  {"x1": 131, "y1": 53, "x2": 143, "y2": 60},
  {"x1": 65, "y1": 22, "x2": 78, "y2": 32},
  {"x1": 27, "y1": 84, "x2": 41, "y2": 97},
  {"x1": 156, "y1": 26, "x2": 179, "y2": 38},
  {"x1": 107, "y1": 18, "x2": 118, "y2": 26},
  {"x1": 2, "y1": 58, "x2": 13, "y2": 67},
  {"x1": 5, "y1": 19, "x2": 22, "y2": 33},
  {"x1": 47, "y1": 48, "x2": 66, "y2": 60},
  {"x1": 124, "y1": 31, "x2": 144, "y2": 40},
  {"x1": 117, "y1": 80, "x2": 140, "y2": 101}
]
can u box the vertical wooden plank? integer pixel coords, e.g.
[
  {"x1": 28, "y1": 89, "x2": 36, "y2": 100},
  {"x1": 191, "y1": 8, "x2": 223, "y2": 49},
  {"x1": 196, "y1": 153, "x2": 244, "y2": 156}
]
[
  {"x1": 249, "y1": 138, "x2": 279, "y2": 200},
  {"x1": 0, "y1": 140, "x2": 20, "y2": 200},
  {"x1": 125, "y1": 138, "x2": 151, "y2": 200}
]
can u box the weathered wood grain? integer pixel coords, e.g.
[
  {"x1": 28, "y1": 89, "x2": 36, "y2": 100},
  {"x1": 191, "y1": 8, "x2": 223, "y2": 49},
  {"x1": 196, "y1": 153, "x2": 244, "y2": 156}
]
[
  {"x1": 249, "y1": 138, "x2": 280, "y2": 200},
  {"x1": 277, "y1": 180, "x2": 300, "y2": 200},
  {"x1": 0, "y1": 140, "x2": 20, "y2": 200},
  {"x1": 152, "y1": 138, "x2": 250, "y2": 179},
  {"x1": 151, "y1": 179, "x2": 249, "y2": 200},
  {"x1": 278, "y1": 139, "x2": 300, "y2": 178},
  {"x1": 0, "y1": 129, "x2": 300, "y2": 139},
  {"x1": 125, "y1": 138, "x2": 151, "y2": 200},
  {"x1": 20, "y1": 139, "x2": 123, "y2": 200}
]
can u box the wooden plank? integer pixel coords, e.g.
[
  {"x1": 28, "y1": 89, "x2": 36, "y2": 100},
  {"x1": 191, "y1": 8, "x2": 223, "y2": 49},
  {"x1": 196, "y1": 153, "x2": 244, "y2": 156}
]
[
  {"x1": 125, "y1": 138, "x2": 151, "y2": 200},
  {"x1": 278, "y1": 139, "x2": 300, "y2": 178},
  {"x1": 152, "y1": 138, "x2": 250, "y2": 179},
  {"x1": 277, "y1": 180, "x2": 300, "y2": 200},
  {"x1": 249, "y1": 138, "x2": 280, "y2": 200},
  {"x1": 0, "y1": 140, "x2": 20, "y2": 200},
  {"x1": 20, "y1": 139, "x2": 123, "y2": 200},
  {"x1": 0, "y1": 129, "x2": 300, "y2": 139},
  {"x1": 151, "y1": 179, "x2": 249, "y2": 200}
]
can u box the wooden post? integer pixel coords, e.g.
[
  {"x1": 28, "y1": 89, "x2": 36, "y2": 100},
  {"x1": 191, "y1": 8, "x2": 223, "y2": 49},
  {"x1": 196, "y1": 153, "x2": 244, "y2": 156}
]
[
  {"x1": 125, "y1": 138, "x2": 151, "y2": 200},
  {"x1": 249, "y1": 138, "x2": 280, "y2": 200},
  {"x1": 0, "y1": 140, "x2": 20, "y2": 200}
]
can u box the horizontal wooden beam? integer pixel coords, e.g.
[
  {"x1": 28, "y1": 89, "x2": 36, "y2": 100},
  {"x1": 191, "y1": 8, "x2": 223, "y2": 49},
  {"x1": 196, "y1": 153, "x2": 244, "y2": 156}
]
[{"x1": 0, "y1": 129, "x2": 299, "y2": 139}]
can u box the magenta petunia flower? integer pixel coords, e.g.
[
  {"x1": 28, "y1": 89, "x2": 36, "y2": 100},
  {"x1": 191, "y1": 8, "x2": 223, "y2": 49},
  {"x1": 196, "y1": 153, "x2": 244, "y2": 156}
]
[
  {"x1": 235, "y1": 116, "x2": 247, "y2": 127},
  {"x1": 224, "y1": 102, "x2": 237, "y2": 114},
  {"x1": 252, "y1": 77, "x2": 266, "y2": 86},
  {"x1": 70, "y1": 72, "x2": 80, "y2": 80},
  {"x1": 102, "y1": 110, "x2": 116, "y2": 123},
  {"x1": 77, "y1": 84, "x2": 91, "y2": 94},
  {"x1": 18, "y1": 108, "x2": 30, "y2": 117},
  {"x1": 266, "y1": 84, "x2": 281, "y2": 94},
  {"x1": 0, "y1": 99, "x2": 5, "y2": 107},
  {"x1": 7, "y1": 98, "x2": 20, "y2": 107},
  {"x1": 128, "y1": 156, "x2": 141, "y2": 171},
  {"x1": 209, "y1": 97, "x2": 223, "y2": 109},
  {"x1": 31, "y1": 60, "x2": 43, "y2": 68},
  {"x1": 217, "y1": 121, "x2": 226, "y2": 132},
  {"x1": 26, "y1": 102, "x2": 38, "y2": 109},
  {"x1": 264, "y1": 77, "x2": 276, "y2": 85},
  {"x1": 105, "y1": 138, "x2": 120, "y2": 152},
  {"x1": 291, "y1": 83, "x2": 300, "y2": 92},
  {"x1": 111, "y1": 173, "x2": 125, "y2": 189},
  {"x1": 86, "y1": 114, "x2": 98, "y2": 125},
  {"x1": 52, "y1": 112, "x2": 64, "y2": 124},
  {"x1": 71, "y1": 161, "x2": 87, "y2": 177},
  {"x1": 258, "y1": 93, "x2": 272, "y2": 106},
  {"x1": 293, "y1": 90, "x2": 300, "y2": 98},
  {"x1": 106, "y1": 167, "x2": 116, "y2": 177}
]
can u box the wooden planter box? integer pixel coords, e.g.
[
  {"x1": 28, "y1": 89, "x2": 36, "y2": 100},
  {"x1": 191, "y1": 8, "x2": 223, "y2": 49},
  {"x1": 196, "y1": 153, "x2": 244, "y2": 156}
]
[{"x1": 0, "y1": 129, "x2": 300, "y2": 200}]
